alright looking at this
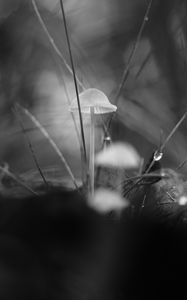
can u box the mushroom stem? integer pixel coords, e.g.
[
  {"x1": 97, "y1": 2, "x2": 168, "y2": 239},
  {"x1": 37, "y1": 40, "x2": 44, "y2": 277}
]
[{"x1": 89, "y1": 107, "x2": 95, "y2": 200}]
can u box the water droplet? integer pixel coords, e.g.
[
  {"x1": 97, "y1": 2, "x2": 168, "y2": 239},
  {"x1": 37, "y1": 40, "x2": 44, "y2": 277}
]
[
  {"x1": 154, "y1": 151, "x2": 163, "y2": 161},
  {"x1": 103, "y1": 136, "x2": 111, "y2": 148},
  {"x1": 104, "y1": 136, "x2": 111, "y2": 142}
]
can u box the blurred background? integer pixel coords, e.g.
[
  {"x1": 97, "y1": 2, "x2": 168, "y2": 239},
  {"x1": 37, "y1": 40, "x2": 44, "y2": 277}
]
[{"x1": 0, "y1": 0, "x2": 187, "y2": 184}]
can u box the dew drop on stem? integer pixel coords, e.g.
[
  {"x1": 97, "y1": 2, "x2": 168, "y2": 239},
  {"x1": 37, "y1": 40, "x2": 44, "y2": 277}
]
[{"x1": 154, "y1": 150, "x2": 163, "y2": 161}]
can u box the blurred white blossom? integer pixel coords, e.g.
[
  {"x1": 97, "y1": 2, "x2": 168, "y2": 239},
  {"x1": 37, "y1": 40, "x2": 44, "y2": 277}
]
[
  {"x1": 178, "y1": 195, "x2": 187, "y2": 206},
  {"x1": 89, "y1": 188, "x2": 128, "y2": 213},
  {"x1": 95, "y1": 142, "x2": 140, "y2": 169}
]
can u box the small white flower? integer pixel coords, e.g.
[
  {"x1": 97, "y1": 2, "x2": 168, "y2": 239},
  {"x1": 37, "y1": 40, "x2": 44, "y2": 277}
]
[{"x1": 89, "y1": 188, "x2": 128, "y2": 213}]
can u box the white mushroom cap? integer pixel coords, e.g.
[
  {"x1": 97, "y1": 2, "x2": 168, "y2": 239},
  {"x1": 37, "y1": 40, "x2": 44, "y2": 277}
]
[
  {"x1": 70, "y1": 88, "x2": 117, "y2": 114},
  {"x1": 89, "y1": 188, "x2": 128, "y2": 213},
  {"x1": 95, "y1": 142, "x2": 140, "y2": 169}
]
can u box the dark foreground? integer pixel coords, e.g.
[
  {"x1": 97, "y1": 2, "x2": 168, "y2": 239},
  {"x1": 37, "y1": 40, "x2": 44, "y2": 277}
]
[{"x1": 0, "y1": 187, "x2": 186, "y2": 300}]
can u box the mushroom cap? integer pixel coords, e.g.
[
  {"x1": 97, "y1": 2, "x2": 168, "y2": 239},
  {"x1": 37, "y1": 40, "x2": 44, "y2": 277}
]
[
  {"x1": 95, "y1": 142, "x2": 140, "y2": 169},
  {"x1": 70, "y1": 88, "x2": 117, "y2": 114},
  {"x1": 89, "y1": 188, "x2": 128, "y2": 213}
]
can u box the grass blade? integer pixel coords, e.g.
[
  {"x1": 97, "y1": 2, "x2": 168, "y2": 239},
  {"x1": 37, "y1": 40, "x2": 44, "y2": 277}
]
[
  {"x1": 59, "y1": 0, "x2": 87, "y2": 166},
  {"x1": 159, "y1": 111, "x2": 187, "y2": 152},
  {"x1": 107, "y1": 0, "x2": 153, "y2": 131},
  {"x1": 32, "y1": 0, "x2": 87, "y2": 183},
  {"x1": 31, "y1": 0, "x2": 84, "y2": 90},
  {"x1": 13, "y1": 107, "x2": 49, "y2": 188},
  {"x1": 114, "y1": 0, "x2": 153, "y2": 103},
  {"x1": 0, "y1": 164, "x2": 38, "y2": 196},
  {"x1": 16, "y1": 103, "x2": 79, "y2": 190}
]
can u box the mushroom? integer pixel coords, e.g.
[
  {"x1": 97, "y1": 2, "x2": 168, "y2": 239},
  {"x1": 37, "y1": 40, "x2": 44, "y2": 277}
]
[
  {"x1": 95, "y1": 142, "x2": 140, "y2": 169},
  {"x1": 89, "y1": 187, "x2": 129, "y2": 214},
  {"x1": 70, "y1": 88, "x2": 117, "y2": 199}
]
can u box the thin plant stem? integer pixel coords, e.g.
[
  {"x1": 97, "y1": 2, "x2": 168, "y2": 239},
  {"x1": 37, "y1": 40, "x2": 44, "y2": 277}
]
[
  {"x1": 89, "y1": 107, "x2": 95, "y2": 200},
  {"x1": 115, "y1": 0, "x2": 153, "y2": 102},
  {"x1": 13, "y1": 107, "x2": 49, "y2": 188},
  {"x1": 32, "y1": 0, "x2": 86, "y2": 183},
  {"x1": 116, "y1": 172, "x2": 166, "y2": 193},
  {"x1": 59, "y1": 0, "x2": 87, "y2": 168},
  {"x1": 138, "y1": 158, "x2": 145, "y2": 175},
  {"x1": 0, "y1": 165, "x2": 38, "y2": 196},
  {"x1": 141, "y1": 194, "x2": 147, "y2": 210},
  {"x1": 146, "y1": 111, "x2": 187, "y2": 173},
  {"x1": 135, "y1": 50, "x2": 152, "y2": 79},
  {"x1": 176, "y1": 158, "x2": 187, "y2": 170},
  {"x1": 124, "y1": 112, "x2": 187, "y2": 196},
  {"x1": 59, "y1": 66, "x2": 86, "y2": 184},
  {"x1": 123, "y1": 172, "x2": 167, "y2": 183},
  {"x1": 107, "y1": 0, "x2": 153, "y2": 131},
  {"x1": 16, "y1": 103, "x2": 79, "y2": 190},
  {"x1": 31, "y1": 0, "x2": 84, "y2": 90},
  {"x1": 159, "y1": 111, "x2": 187, "y2": 153},
  {"x1": 60, "y1": 74, "x2": 82, "y2": 146}
]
